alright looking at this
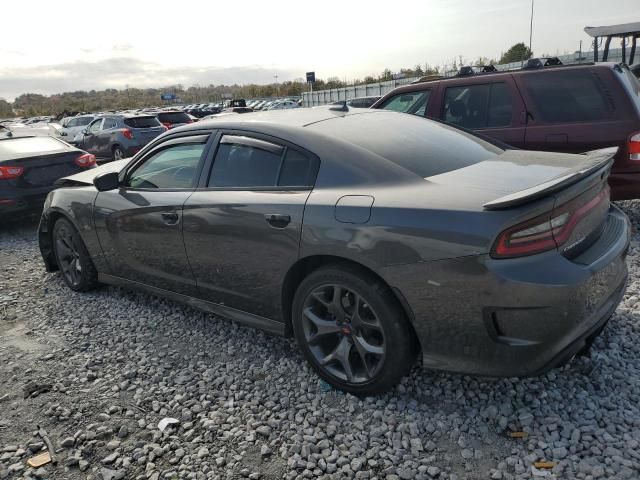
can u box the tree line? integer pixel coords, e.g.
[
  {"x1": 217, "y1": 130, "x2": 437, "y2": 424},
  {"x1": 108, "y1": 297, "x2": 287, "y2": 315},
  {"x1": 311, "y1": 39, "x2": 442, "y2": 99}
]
[{"x1": 1, "y1": 43, "x2": 533, "y2": 118}]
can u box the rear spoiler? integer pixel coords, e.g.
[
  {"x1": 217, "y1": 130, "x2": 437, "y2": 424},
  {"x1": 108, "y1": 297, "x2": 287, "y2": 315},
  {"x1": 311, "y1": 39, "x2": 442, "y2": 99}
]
[{"x1": 483, "y1": 147, "x2": 617, "y2": 210}]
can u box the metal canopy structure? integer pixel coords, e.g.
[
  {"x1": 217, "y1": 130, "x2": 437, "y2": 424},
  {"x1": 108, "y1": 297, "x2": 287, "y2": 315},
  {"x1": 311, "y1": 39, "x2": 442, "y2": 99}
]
[{"x1": 585, "y1": 22, "x2": 640, "y2": 65}]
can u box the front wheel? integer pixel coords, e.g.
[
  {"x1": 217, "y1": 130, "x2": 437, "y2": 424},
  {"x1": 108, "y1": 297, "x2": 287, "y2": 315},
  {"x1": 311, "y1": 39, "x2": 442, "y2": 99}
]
[
  {"x1": 52, "y1": 218, "x2": 99, "y2": 292},
  {"x1": 292, "y1": 266, "x2": 418, "y2": 395}
]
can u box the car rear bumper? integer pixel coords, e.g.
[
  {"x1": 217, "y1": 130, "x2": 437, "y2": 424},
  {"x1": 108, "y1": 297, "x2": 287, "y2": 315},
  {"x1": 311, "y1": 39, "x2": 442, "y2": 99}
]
[
  {"x1": 381, "y1": 206, "x2": 630, "y2": 377},
  {"x1": 0, "y1": 190, "x2": 51, "y2": 219}
]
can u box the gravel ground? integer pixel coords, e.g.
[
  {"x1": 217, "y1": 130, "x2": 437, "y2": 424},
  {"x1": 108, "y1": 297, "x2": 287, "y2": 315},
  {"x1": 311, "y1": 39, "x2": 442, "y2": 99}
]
[{"x1": 1, "y1": 204, "x2": 640, "y2": 480}]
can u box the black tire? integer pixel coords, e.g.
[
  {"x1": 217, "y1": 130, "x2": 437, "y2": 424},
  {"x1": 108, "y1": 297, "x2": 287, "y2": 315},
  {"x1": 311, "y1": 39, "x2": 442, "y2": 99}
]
[
  {"x1": 52, "y1": 217, "x2": 99, "y2": 292},
  {"x1": 112, "y1": 145, "x2": 125, "y2": 161},
  {"x1": 292, "y1": 265, "x2": 418, "y2": 395}
]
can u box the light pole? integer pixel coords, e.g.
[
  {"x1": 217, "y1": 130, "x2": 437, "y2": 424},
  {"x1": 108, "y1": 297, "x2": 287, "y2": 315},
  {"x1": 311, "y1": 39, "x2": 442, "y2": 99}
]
[{"x1": 274, "y1": 74, "x2": 279, "y2": 97}]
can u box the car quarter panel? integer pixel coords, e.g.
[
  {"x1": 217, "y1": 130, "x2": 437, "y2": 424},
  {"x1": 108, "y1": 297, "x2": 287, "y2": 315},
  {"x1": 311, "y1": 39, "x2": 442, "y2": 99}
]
[{"x1": 379, "y1": 207, "x2": 629, "y2": 376}]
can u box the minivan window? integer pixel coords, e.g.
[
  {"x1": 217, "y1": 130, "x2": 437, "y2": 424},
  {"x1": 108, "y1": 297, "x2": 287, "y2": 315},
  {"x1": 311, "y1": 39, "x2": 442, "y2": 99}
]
[
  {"x1": 443, "y1": 83, "x2": 512, "y2": 129},
  {"x1": 124, "y1": 116, "x2": 162, "y2": 128},
  {"x1": 379, "y1": 91, "x2": 430, "y2": 116},
  {"x1": 524, "y1": 70, "x2": 612, "y2": 123}
]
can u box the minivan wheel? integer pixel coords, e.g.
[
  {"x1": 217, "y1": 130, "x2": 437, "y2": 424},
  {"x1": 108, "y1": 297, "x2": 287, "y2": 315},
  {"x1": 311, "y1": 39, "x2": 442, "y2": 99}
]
[
  {"x1": 112, "y1": 146, "x2": 124, "y2": 160},
  {"x1": 292, "y1": 266, "x2": 418, "y2": 395},
  {"x1": 52, "y1": 218, "x2": 99, "y2": 292}
]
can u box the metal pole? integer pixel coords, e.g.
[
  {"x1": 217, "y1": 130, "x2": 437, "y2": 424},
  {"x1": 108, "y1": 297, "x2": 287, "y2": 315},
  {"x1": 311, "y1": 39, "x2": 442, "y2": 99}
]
[
  {"x1": 578, "y1": 40, "x2": 582, "y2": 63},
  {"x1": 529, "y1": 0, "x2": 534, "y2": 54}
]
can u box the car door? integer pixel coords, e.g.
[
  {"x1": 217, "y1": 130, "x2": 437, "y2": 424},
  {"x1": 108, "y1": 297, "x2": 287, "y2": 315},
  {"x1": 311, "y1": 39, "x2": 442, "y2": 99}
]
[
  {"x1": 97, "y1": 117, "x2": 116, "y2": 157},
  {"x1": 93, "y1": 134, "x2": 211, "y2": 295},
  {"x1": 183, "y1": 132, "x2": 320, "y2": 320},
  {"x1": 439, "y1": 80, "x2": 526, "y2": 148},
  {"x1": 83, "y1": 118, "x2": 103, "y2": 154}
]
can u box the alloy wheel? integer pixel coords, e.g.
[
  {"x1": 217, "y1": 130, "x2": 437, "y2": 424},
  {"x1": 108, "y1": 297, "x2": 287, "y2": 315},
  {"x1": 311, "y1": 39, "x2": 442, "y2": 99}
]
[
  {"x1": 114, "y1": 148, "x2": 124, "y2": 160},
  {"x1": 55, "y1": 224, "x2": 83, "y2": 287},
  {"x1": 301, "y1": 284, "x2": 386, "y2": 384}
]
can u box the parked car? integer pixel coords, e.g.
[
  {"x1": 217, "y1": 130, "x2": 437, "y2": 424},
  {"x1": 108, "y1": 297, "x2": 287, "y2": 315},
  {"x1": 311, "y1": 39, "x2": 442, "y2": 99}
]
[
  {"x1": 75, "y1": 114, "x2": 166, "y2": 161},
  {"x1": 632, "y1": 63, "x2": 640, "y2": 79},
  {"x1": 156, "y1": 110, "x2": 194, "y2": 129},
  {"x1": 39, "y1": 108, "x2": 629, "y2": 394},
  {"x1": 60, "y1": 115, "x2": 97, "y2": 144},
  {"x1": 372, "y1": 62, "x2": 640, "y2": 200},
  {"x1": 266, "y1": 100, "x2": 299, "y2": 110},
  {"x1": 222, "y1": 107, "x2": 254, "y2": 114},
  {"x1": 0, "y1": 134, "x2": 95, "y2": 219},
  {"x1": 346, "y1": 96, "x2": 381, "y2": 108}
]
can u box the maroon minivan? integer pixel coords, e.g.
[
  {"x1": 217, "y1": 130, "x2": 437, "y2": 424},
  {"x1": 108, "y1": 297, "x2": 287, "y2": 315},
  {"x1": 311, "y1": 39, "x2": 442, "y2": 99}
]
[{"x1": 373, "y1": 63, "x2": 640, "y2": 200}]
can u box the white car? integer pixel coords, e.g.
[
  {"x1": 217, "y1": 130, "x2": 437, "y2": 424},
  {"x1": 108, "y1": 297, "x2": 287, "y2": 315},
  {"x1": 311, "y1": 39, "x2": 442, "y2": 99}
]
[{"x1": 60, "y1": 116, "x2": 97, "y2": 144}]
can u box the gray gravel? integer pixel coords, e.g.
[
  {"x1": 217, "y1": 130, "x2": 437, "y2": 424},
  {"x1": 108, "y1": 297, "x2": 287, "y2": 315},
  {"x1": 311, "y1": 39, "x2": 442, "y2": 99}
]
[{"x1": 1, "y1": 203, "x2": 640, "y2": 480}]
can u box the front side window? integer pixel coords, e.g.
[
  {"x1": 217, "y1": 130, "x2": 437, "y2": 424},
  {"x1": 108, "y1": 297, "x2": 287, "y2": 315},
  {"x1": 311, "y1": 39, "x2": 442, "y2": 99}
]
[
  {"x1": 66, "y1": 118, "x2": 78, "y2": 128},
  {"x1": 208, "y1": 135, "x2": 318, "y2": 188},
  {"x1": 523, "y1": 70, "x2": 613, "y2": 123},
  {"x1": 127, "y1": 143, "x2": 205, "y2": 189},
  {"x1": 443, "y1": 83, "x2": 512, "y2": 129},
  {"x1": 379, "y1": 90, "x2": 430, "y2": 116},
  {"x1": 88, "y1": 119, "x2": 103, "y2": 133}
]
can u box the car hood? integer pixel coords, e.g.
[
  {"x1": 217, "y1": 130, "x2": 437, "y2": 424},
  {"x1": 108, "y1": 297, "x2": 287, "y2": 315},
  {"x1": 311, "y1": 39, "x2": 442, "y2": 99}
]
[{"x1": 54, "y1": 158, "x2": 130, "y2": 187}]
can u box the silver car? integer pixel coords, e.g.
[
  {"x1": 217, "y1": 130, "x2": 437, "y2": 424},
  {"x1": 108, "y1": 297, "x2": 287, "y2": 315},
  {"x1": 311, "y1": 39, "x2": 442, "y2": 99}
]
[{"x1": 60, "y1": 116, "x2": 97, "y2": 144}]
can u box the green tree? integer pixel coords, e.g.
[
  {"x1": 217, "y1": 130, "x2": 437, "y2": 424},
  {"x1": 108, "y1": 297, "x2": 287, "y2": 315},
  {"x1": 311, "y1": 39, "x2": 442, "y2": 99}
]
[
  {"x1": 499, "y1": 43, "x2": 533, "y2": 64},
  {"x1": 0, "y1": 99, "x2": 13, "y2": 117}
]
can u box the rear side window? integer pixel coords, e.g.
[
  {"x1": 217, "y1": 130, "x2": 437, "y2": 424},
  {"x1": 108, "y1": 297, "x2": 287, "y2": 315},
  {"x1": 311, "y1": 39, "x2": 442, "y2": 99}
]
[
  {"x1": 76, "y1": 117, "x2": 94, "y2": 126},
  {"x1": 524, "y1": 70, "x2": 613, "y2": 123},
  {"x1": 379, "y1": 91, "x2": 430, "y2": 116},
  {"x1": 103, "y1": 119, "x2": 118, "y2": 129},
  {"x1": 158, "y1": 112, "x2": 191, "y2": 124},
  {"x1": 208, "y1": 135, "x2": 317, "y2": 188},
  {"x1": 443, "y1": 83, "x2": 512, "y2": 129},
  {"x1": 124, "y1": 116, "x2": 162, "y2": 128},
  {"x1": 0, "y1": 136, "x2": 66, "y2": 155}
]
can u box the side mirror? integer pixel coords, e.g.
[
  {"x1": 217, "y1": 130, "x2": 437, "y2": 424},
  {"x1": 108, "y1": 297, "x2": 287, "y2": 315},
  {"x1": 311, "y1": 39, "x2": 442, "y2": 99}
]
[{"x1": 93, "y1": 171, "x2": 119, "y2": 192}]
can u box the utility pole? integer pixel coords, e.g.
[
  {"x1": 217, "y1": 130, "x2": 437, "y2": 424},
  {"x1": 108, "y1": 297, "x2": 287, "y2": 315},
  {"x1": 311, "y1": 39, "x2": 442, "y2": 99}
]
[{"x1": 529, "y1": 0, "x2": 534, "y2": 55}]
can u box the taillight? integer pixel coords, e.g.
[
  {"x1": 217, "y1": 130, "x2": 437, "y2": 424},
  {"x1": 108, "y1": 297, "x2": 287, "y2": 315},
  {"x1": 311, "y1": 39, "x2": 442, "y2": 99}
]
[
  {"x1": 74, "y1": 153, "x2": 96, "y2": 168},
  {"x1": 629, "y1": 132, "x2": 640, "y2": 161},
  {"x1": 0, "y1": 166, "x2": 24, "y2": 180},
  {"x1": 161, "y1": 122, "x2": 172, "y2": 129},
  {"x1": 122, "y1": 129, "x2": 134, "y2": 140},
  {"x1": 492, "y1": 187, "x2": 609, "y2": 258}
]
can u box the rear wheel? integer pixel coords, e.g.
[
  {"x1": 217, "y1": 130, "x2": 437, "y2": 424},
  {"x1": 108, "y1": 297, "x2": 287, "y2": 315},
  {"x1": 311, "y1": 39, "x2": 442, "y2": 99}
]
[
  {"x1": 52, "y1": 218, "x2": 99, "y2": 292},
  {"x1": 292, "y1": 266, "x2": 418, "y2": 395},
  {"x1": 112, "y1": 145, "x2": 124, "y2": 161}
]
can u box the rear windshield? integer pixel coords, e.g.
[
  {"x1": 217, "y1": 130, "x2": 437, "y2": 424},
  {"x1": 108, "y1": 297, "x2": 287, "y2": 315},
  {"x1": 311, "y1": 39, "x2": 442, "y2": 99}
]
[
  {"x1": 523, "y1": 69, "x2": 614, "y2": 123},
  {"x1": 124, "y1": 116, "x2": 162, "y2": 128},
  {"x1": 0, "y1": 136, "x2": 66, "y2": 156},
  {"x1": 309, "y1": 112, "x2": 502, "y2": 178},
  {"x1": 157, "y1": 112, "x2": 191, "y2": 124}
]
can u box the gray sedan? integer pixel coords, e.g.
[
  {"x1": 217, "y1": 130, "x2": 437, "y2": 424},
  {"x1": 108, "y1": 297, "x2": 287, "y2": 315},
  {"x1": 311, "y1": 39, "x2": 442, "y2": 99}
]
[{"x1": 38, "y1": 108, "x2": 629, "y2": 394}]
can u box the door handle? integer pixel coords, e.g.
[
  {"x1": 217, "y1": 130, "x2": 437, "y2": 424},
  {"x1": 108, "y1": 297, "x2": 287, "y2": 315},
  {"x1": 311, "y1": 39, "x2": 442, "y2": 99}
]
[
  {"x1": 161, "y1": 212, "x2": 179, "y2": 225},
  {"x1": 265, "y1": 213, "x2": 291, "y2": 229}
]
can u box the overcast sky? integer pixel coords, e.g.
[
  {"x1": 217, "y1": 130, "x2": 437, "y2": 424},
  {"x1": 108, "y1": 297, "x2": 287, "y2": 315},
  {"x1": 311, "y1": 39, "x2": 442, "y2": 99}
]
[{"x1": 1, "y1": 0, "x2": 637, "y2": 100}]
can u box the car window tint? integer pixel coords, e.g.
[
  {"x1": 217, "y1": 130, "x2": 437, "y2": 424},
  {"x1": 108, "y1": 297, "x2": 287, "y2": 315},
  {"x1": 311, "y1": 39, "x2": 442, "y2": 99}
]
[
  {"x1": 443, "y1": 83, "x2": 512, "y2": 128},
  {"x1": 66, "y1": 118, "x2": 78, "y2": 128},
  {"x1": 524, "y1": 70, "x2": 612, "y2": 123},
  {"x1": 77, "y1": 117, "x2": 94, "y2": 126},
  {"x1": 209, "y1": 142, "x2": 282, "y2": 188},
  {"x1": 103, "y1": 119, "x2": 116, "y2": 129},
  {"x1": 127, "y1": 144, "x2": 205, "y2": 189},
  {"x1": 124, "y1": 116, "x2": 162, "y2": 128},
  {"x1": 278, "y1": 149, "x2": 318, "y2": 187},
  {"x1": 158, "y1": 112, "x2": 191, "y2": 124},
  {"x1": 380, "y1": 91, "x2": 430, "y2": 115},
  {"x1": 486, "y1": 84, "x2": 513, "y2": 127}
]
